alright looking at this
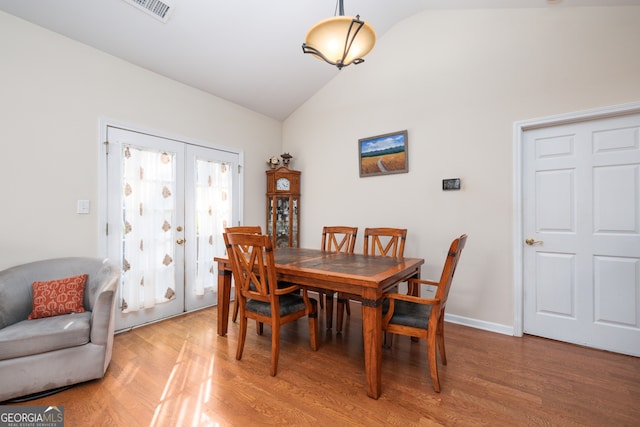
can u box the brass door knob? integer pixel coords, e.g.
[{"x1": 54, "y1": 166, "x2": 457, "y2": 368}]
[
  {"x1": 176, "y1": 238, "x2": 185, "y2": 245},
  {"x1": 525, "y1": 238, "x2": 543, "y2": 246}
]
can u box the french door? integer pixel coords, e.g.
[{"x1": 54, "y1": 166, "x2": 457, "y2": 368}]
[
  {"x1": 522, "y1": 111, "x2": 640, "y2": 356},
  {"x1": 105, "y1": 126, "x2": 239, "y2": 331}
]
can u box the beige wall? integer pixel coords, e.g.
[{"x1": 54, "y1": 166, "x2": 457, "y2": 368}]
[
  {"x1": 283, "y1": 7, "x2": 640, "y2": 329},
  {"x1": 0, "y1": 11, "x2": 281, "y2": 270}
]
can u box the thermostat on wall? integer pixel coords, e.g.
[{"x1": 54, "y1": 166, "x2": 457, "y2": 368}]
[{"x1": 442, "y1": 178, "x2": 461, "y2": 191}]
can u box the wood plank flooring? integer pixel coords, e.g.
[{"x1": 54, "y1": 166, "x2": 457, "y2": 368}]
[{"x1": 6, "y1": 304, "x2": 640, "y2": 426}]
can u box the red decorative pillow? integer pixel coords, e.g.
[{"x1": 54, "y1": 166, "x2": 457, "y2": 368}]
[{"x1": 28, "y1": 274, "x2": 88, "y2": 320}]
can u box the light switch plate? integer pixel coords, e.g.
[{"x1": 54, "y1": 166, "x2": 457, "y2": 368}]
[{"x1": 77, "y1": 199, "x2": 90, "y2": 214}]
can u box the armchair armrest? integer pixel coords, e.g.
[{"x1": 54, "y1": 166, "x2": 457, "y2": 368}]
[
  {"x1": 382, "y1": 292, "x2": 442, "y2": 325},
  {"x1": 89, "y1": 262, "x2": 119, "y2": 345},
  {"x1": 385, "y1": 292, "x2": 440, "y2": 306},
  {"x1": 408, "y1": 278, "x2": 439, "y2": 287},
  {"x1": 406, "y1": 277, "x2": 439, "y2": 297},
  {"x1": 274, "y1": 283, "x2": 301, "y2": 295}
]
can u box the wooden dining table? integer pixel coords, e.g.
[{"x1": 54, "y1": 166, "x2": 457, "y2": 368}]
[{"x1": 215, "y1": 247, "x2": 424, "y2": 399}]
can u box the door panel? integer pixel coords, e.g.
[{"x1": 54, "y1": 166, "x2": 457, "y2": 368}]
[
  {"x1": 107, "y1": 127, "x2": 185, "y2": 330},
  {"x1": 523, "y1": 113, "x2": 640, "y2": 356},
  {"x1": 594, "y1": 165, "x2": 637, "y2": 233},
  {"x1": 184, "y1": 144, "x2": 238, "y2": 311},
  {"x1": 536, "y1": 252, "x2": 575, "y2": 318},
  {"x1": 594, "y1": 256, "x2": 639, "y2": 326},
  {"x1": 536, "y1": 169, "x2": 575, "y2": 232}
]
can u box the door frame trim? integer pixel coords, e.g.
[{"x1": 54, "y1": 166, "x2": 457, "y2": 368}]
[
  {"x1": 512, "y1": 101, "x2": 640, "y2": 337},
  {"x1": 97, "y1": 117, "x2": 244, "y2": 259}
]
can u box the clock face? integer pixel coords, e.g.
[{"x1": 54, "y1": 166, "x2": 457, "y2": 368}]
[{"x1": 276, "y1": 177, "x2": 290, "y2": 191}]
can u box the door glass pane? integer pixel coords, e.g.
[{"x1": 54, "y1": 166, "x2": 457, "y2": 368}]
[
  {"x1": 276, "y1": 196, "x2": 290, "y2": 247},
  {"x1": 120, "y1": 145, "x2": 177, "y2": 312},
  {"x1": 194, "y1": 159, "x2": 232, "y2": 296},
  {"x1": 292, "y1": 198, "x2": 298, "y2": 247}
]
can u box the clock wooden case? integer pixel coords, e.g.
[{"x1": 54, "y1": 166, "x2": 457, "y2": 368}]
[{"x1": 266, "y1": 166, "x2": 300, "y2": 248}]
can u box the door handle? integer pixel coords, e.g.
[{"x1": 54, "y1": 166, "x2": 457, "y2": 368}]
[
  {"x1": 176, "y1": 238, "x2": 185, "y2": 245},
  {"x1": 525, "y1": 238, "x2": 543, "y2": 246}
]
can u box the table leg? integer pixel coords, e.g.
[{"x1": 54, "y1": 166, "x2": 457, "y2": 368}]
[
  {"x1": 217, "y1": 265, "x2": 232, "y2": 336},
  {"x1": 361, "y1": 289, "x2": 382, "y2": 399}
]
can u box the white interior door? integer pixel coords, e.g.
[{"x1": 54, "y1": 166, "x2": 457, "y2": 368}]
[
  {"x1": 105, "y1": 126, "x2": 239, "y2": 330},
  {"x1": 522, "y1": 112, "x2": 640, "y2": 356}
]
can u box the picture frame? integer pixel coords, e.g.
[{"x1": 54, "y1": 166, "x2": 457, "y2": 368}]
[{"x1": 358, "y1": 130, "x2": 408, "y2": 177}]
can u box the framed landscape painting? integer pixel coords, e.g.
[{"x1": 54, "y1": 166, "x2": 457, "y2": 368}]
[{"x1": 358, "y1": 130, "x2": 408, "y2": 177}]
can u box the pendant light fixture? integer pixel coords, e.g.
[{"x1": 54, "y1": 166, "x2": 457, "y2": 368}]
[{"x1": 302, "y1": 0, "x2": 376, "y2": 70}]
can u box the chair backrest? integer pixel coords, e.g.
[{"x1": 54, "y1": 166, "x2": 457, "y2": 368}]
[
  {"x1": 321, "y1": 226, "x2": 358, "y2": 254},
  {"x1": 224, "y1": 226, "x2": 262, "y2": 234},
  {"x1": 223, "y1": 232, "x2": 277, "y2": 304},
  {"x1": 435, "y1": 234, "x2": 468, "y2": 309},
  {"x1": 224, "y1": 226, "x2": 263, "y2": 253},
  {"x1": 363, "y1": 227, "x2": 407, "y2": 257}
]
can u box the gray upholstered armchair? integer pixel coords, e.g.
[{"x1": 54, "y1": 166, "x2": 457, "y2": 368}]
[{"x1": 0, "y1": 257, "x2": 120, "y2": 402}]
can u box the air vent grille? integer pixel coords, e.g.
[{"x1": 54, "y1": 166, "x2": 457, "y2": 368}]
[{"x1": 122, "y1": 0, "x2": 174, "y2": 23}]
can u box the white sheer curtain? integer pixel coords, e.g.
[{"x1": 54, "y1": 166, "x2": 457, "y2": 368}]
[
  {"x1": 120, "y1": 145, "x2": 177, "y2": 313},
  {"x1": 194, "y1": 159, "x2": 232, "y2": 295}
]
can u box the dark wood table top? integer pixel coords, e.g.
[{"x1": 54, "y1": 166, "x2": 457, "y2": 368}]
[{"x1": 216, "y1": 246, "x2": 424, "y2": 293}]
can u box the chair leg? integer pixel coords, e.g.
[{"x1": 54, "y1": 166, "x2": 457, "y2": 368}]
[
  {"x1": 427, "y1": 330, "x2": 441, "y2": 393},
  {"x1": 308, "y1": 301, "x2": 319, "y2": 351},
  {"x1": 236, "y1": 315, "x2": 248, "y2": 361},
  {"x1": 270, "y1": 320, "x2": 280, "y2": 377},
  {"x1": 232, "y1": 297, "x2": 239, "y2": 323},
  {"x1": 325, "y1": 292, "x2": 333, "y2": 329},
  {"x1": 437, "y1": 315, "x2": 447, "y2": 365},
  {"x1": 336, "y1": 297, "x2": 346, "y2": 333},
  {"x1": 383, "y1": 331, "x2": 394, "y2": 349},
  {"x1": 257, "y1": 321, "x2": 263, "y2": 335},
  {"x1": 335, "y1": 293, "x2": 351, "y2": 333},
  {"x1": 318, "y1": 291, "x2": 324, "y2": 308}
]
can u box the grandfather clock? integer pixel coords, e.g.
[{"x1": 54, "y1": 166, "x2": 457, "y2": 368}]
[{"x1": 266, "y1": 166, "x2": 300, "y2": 248}]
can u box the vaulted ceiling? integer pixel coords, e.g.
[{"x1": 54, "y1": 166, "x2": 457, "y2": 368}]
[{"x1": 1, "y1": 0, "x2": 638, "y2": 120}]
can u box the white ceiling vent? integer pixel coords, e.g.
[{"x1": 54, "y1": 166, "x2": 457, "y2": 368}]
[{"x1": 122, "y1": 0, "x2": 175, "y2": 23}]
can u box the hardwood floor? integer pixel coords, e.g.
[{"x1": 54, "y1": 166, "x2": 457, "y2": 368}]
[{"x1": 7, "y1": 304, "x2": 640, "y2": 426}]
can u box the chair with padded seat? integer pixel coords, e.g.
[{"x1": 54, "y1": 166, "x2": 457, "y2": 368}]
[
  {"x1": 382, "y1": 234, "x2": 467, "y2": 392},
  {"x1": 224, "y1": 226, "x2": 262, "y2": 323},
  {"x1": 223, "y1": 231, "x2": 319, "y2": 376},
  {"x1": 318, "y1": 226, "x2": 358, "y2": 329},
  {"x1": 336, "y1": 227, "x2": 407, "y2": 333}
]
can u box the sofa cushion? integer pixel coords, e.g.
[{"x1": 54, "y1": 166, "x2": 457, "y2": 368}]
[
  {"x1": 0, "y1": 312, "x2": 91, "y2": 361},
  {"x1": 28, "y1": 274, "x2": 87, "y2": 320}
]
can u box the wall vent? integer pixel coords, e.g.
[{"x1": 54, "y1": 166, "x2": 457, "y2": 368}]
[{"x1": 122, "y1": 0, "x2": 175, "y2": 23}]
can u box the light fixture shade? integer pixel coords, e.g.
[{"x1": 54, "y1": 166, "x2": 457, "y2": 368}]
[{"x1": 303, "y1": 15, "x2": 376, "y2": 69}]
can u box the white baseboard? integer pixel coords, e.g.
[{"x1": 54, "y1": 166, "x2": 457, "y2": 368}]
[{"x1": 444, "y1": 313, "x2": 514, "y2": 336}]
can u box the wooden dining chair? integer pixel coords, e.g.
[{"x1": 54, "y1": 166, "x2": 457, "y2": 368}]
[
  {"x1": 363, "y1": 227, "x2": 407, "y2": 257},
  {"x1": 318, "y1": 226, "x2": 358, "y2": 329},
  {"x1": 224, "y1": 226, "x2": 262, "y2": 323},
  {"x1": 336, "y1": 227, "x2": 407, "y2": 333},
  {"x1": 382, "y1": 234, "x2": 467, "y2": 392},
  {"x1": 223, "y1": 231, "x2": 319, "y2": 376}
]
